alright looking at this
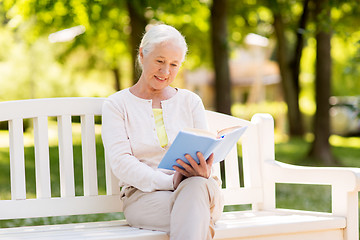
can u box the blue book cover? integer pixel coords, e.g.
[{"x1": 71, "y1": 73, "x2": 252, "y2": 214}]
[{"x1": 158, "y1": 126, "x2": 248, "y2": 170}]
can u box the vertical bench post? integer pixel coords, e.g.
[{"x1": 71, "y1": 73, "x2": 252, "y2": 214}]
[
  {"x1": 34, "y1": 116, "x2": 51, "y2": 199},
  {"x1": 58, "y1": 115, "x2": 75, "y2": 198},
  {"x1": 81, "y1": 115, "x2": 98, "y2": 196},
  {"x1": 9, "y1": 119, "x2": 26, "y2": 200}
]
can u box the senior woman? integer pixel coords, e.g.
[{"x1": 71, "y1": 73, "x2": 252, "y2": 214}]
[{"x1": 101, "y1": 24, "x2": 223, "y2": 240}]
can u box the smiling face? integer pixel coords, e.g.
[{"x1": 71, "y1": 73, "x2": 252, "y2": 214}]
[{"x1": 138, "y1": 41, "x2": 183, "y2": 92}]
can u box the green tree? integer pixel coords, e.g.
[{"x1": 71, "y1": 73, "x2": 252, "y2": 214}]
[
  {"x1": 2, "y1": 0, "x2": 130, "y2": 92},
  {"x1": 269, "y1": 0, "x2": 308, "y2": 137},
  {"x1": 227, "y1": 0, "x2": 307, "y2": 135}
]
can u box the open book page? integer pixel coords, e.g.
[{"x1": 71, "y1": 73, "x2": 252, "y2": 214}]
[
  {"x1": 184, "y1": 125, "x2": 244, "y2": 139},
  {"x1": 212, "y1": 126, "x2": 248, "y2": 163},
  {"x1": 217, "y1": 125, "x2": 243, "y2": 138},
  {"x1": 182, "y1": 128, "x2": 217, "y2": 139}
]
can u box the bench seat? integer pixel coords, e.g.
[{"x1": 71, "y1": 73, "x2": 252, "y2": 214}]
[
  {"x1": 0, "y1": 210, "x2": 345, "y2": 240},
  {"x1": 215, "y1": 210, "x2": 345, "y2": 240}
]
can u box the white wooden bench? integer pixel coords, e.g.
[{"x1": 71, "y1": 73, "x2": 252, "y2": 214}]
[{"x1": 0, "y1": 97, "x2": 359, "y2": 240}]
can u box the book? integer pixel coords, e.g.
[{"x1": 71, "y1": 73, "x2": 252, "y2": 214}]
[{"x1": 158, "y1": 125, "x2": 248, "y2": 170}]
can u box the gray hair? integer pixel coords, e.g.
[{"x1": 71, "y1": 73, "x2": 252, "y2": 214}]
[{"x1": 137, "y1": 24, "x2": 188, "y2": 68}]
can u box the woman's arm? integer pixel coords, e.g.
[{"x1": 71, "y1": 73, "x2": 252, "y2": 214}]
[
  {"x1": 172, "y1": 92, "x2": 213, "y2": 186},
  {"x1": 102, "y1": 100, "x2": 174, "y2": 192}
]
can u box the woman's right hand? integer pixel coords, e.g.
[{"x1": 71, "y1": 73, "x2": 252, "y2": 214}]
[{"x1": 173, "y1": 152, "x2": 213, "y2": 179}]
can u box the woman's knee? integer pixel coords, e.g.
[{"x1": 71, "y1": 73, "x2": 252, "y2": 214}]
[
  {"x1": 176, "y1": 177, "x2": 217, "y2": 200},
  {"x1": 180, "y1": 176, "x2": 216, "y2": 190},
  {"x1": 123, "y1": 190, "x2": 172, "y2": 232}
]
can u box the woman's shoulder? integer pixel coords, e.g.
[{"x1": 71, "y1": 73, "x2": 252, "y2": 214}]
[
  {"x1": 176, "y1": 88, "x2": 202, "y2": 101},
  {"x1": 107, "y1": 88, "x2": 137, "y2": 105},
  {"x1": 107, "y1": 88, "x2": 130, "y2": 101},
  {"x1": 103, "y1": 88, "x2": 132, "y2": 112}
]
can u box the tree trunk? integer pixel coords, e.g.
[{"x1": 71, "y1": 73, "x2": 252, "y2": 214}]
[
  {"x1": 292, "y1": 0, "x2": 310, "y2": 94},
  {"x1": 126, "y1": 0, "x2": 148, "y2": 84},
  {"x1": 210, "y1": 0, "x2": 232, "y2": 115},
  {"x1": 308, "y1": 0, "x2": 336, "y2": 165},
  {"x1": 288, "y1": 0, "x2": 311, "y2": 135},
  {"x1": 112, "y1": 67, "x2": 121, "y2": 91},
  {"x1": 273, "y1": 13, "x2": 303, "y2": 136}
]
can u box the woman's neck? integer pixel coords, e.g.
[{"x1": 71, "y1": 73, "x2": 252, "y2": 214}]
[{"x1": 129, "y1": 83, "x2": 177, "y2": 108}]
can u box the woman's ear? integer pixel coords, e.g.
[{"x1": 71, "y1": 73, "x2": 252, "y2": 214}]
[{"x1": 139, "y1": 47, "x2": 144, "y2": 64}]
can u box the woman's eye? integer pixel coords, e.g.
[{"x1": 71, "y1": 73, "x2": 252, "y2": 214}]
[
  {"x1": 171, "y1": 64, "x2": 178, "y2": 67},
  {"x1": 157, "y1": 60, "x2": 163, "y2": 63}
]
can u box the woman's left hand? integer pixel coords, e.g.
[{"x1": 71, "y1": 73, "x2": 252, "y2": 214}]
[{"x1": 173, "y1": 152, "x2": 213, "y2": 179}]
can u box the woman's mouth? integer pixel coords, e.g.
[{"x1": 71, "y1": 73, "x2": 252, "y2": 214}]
[{"x1": 155, "y1": 75, "x2": 167, "y2": 81}]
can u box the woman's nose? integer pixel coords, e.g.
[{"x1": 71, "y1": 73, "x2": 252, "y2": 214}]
[{"x1": 160, "y1": 65, "x2": 170, "y2": 75}]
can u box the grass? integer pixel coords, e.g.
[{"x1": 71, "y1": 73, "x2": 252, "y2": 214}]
[{"x1": 0, "y1": 125, "x2": 360, "y2": 228}]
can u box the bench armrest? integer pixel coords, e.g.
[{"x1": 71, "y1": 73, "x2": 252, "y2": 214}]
[
  {"x1": 251, "y1": 113, "x2": 360, "y2": 239},
  {"x1": 265, "y1": 160, "x2": 360, "y2": 192},
  {"x1": 264, "y1": 159, "x2": 360, "y2": 239}
]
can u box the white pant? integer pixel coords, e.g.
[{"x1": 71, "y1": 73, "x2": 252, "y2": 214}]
[{"x1": 122, "y1": 176, "x2": 224, "y2": 240}]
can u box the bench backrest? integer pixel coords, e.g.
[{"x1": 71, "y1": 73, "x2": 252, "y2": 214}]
[{"x1": 0, "y1": 97, "x2": 268, "y2": 220}]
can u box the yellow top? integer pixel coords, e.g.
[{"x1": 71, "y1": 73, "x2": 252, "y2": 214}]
[{"x1": 153, "y1": 109, "x2": 168, "y2": 147}]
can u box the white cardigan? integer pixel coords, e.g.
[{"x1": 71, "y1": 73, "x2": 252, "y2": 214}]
[{"x1": 101, "y1": 88, "x2": 208, "y2": 192}]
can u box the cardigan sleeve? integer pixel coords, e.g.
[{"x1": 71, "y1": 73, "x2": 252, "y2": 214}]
[{"x1": 101, "y1": 99, "x2": 174, "y2": 192}]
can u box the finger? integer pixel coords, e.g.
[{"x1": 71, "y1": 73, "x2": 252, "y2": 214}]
[
  {"x1": 185, "y1": 154, "x2": 200, "y2": 171},
  {"x1": 197, "y1": 152, "x2": 207, "y2": 168},
  {"x1": 173, "y1": 165, "x2": 191, "y2": 178},
  {"x1": 207, "y1": 153, "x2": 214, "y2": 167},
  {"x1": 176, "y1": 158, "x2": 196, "y2": 175},
  {"x1": 197, "y1": 152, "x2": 212, "y2": 178}
]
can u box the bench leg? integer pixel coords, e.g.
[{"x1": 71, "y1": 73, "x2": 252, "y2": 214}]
[{"x1": 332, "y1": 189, "x2": 358, "y2": 240}]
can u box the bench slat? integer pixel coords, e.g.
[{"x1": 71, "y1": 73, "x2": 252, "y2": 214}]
[
  {"x1": 241, "y1": 123, "x2": 264, "y2": 209},
  {"x1": 0, "y1": 195, "x2": 122, "y2": 219},
  {"x1": 9, "y1": 118, "x2": 26, "y2": 200},
  {"x1": 224, "y1": 146, "x2": 240, "y2": 189},
  {"x1": 34, "y1": 116, "x2": 52, "y2": 199},
  {"x1": 0, "y1": 220, "x2": 168, "y2": 240},
  {"x1": 0, "y1": 98, "x2": 104, "y2": 121},
  {"x1": 105, "y1": 152, "x2": 121, "y2": 196},
  {"x1": 58, "y1": 115, "x2": 75, "y2": 198},
  {"x1": 214, "y1": 210, "x2": 345, "y2": 240},
  {"x1": 81, "y1": 115, "x2": 98, "y2": 196},
  {"x1": 212, "y1": 161, "x2": 221, "y2": 181}
]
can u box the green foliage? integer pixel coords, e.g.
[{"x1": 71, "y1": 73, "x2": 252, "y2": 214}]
[
  {"x1": 0, "y1": 0, "x2": 359, "y2": 101},
  {"x1": 332, "y1": 36, "x2": 360, "y2": 96},
  {"x1": 150, "y1": 1, "x2": 213, "y2": 69},
  {"x1": 1, "y1": 0, "x2": 132, "y2": 93}
]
